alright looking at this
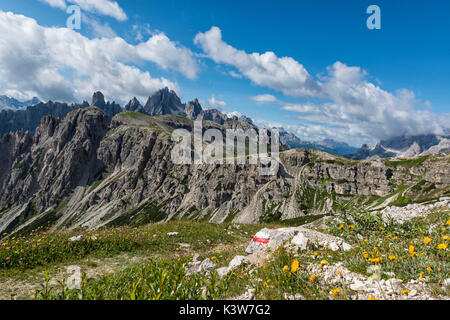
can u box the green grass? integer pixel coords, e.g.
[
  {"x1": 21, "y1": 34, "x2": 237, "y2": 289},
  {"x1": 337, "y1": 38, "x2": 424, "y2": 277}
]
[
  {"x1": 2, "y1": 206, "x2": 448, "y2": 300},
  {"x1": 385, "y1": 155, "x2": 430, "y2": 168},
  {"x1": 0, "y1": 221, "x2": 290, "y2": 272}
]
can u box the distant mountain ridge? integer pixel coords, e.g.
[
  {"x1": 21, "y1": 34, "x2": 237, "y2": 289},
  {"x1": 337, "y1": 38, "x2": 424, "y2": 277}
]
[
  {"x1": 0, "y1": 93, "x2": 123, "y2": 138},
  {"x1": 0, "y1": 95, "x2": 40, "y2": 110},
  {"x1": 350, "y1": 134, "x2": 450, "y2": 160},
  {"x1": 276, "y1": 128, "x2": 358, "y2": 156}
]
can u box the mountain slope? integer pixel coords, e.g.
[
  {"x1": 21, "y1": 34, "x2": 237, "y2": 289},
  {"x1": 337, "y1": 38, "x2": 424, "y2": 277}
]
[{"x1": 0, "y1": 107, "x2": 448, "y2": 235}]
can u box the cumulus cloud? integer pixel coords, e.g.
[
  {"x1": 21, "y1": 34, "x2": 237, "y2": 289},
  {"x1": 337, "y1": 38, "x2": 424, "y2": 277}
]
[
  {"x1": 0, "y1": 11, "x2": 199, "y2": 104},
  {"x1": 283, "y1": 62, "x2": 449, "y2": 141},
  {"x1": 82, "y1": 15, "x2": 117, "y2": 38},
  {"x1": 208, "y1": 95, "x2": 227, "y2": 108},
  {"x1": 41, "y1": 0, "x2": 127, "y2": 21},
  {"x1": 136, "y1": 33, "x2": 199, "y2": 79},
  {"x1": 196, "y1": 27, "x2": 449, "y2": 143},
  {"x1": 194, "y1": 27, "x2": 321, "y2": 97},
  {"x1": 251, "y1": 94, "x2": 278, "y2": 104},
  {"x1": 41, "y1": 0, "x2": 67, "y2": 10}
]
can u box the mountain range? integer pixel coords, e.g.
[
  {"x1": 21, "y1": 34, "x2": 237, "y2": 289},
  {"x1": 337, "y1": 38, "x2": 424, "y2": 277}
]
[
  {"x1": 0, "y1": 89, "x2": 448, "y2": 235},
  {"x1": 0, "y1": 95, "x2": 40, "y2": 111},
  {"x1": 0, "y1": 88, "x2": 448, "y2": 160},
  {"x1": 277, "y1": 131, "x2": 359, "y2": 156},
  {"x1": 349, "y1": 134, "x2": 450, "y2": 160}
]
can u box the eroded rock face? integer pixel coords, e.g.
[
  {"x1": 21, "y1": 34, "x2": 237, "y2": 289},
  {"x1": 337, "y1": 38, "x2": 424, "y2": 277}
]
[
  {"x1": 0, "y1": 105, "x2": 448, "y2": 234},
  {"x1": 0, "y1": 107, "x2": 110, "y2": 233},
  {"x1": 144, "y1": 87, "x2": 185, "y2": 116}
]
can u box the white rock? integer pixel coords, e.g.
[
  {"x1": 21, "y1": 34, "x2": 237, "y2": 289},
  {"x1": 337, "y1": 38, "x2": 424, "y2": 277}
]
[
  {"x1": 68, "y1": 235, "x2": 83, "y2": 242},
  {"x1": 328, "y1": 241, "x2": 340, "y2": 252},
  {"x1": 186, "y1": 258, "x2": 216, "y2": 275},
  {"x1": 408, "y1": 289, "x2": 418, "y2": 297},
  {"x1": 216, "y1": 267, "x2": 230, "y2": 278},
  {"x1": 350, "y1": 280, "x2": 367, "y2": 292},
  {"x1": 229, "y1": 255, "x2": 247, "y2": 270},
  {"x1": 167, "y1": 232, "x2": 179, "y2": 236},
  {"x1": 291, "y1": 232, "x2": 309, "y2": 250},
  {"x1": 342, "y1": 242, "x2": 352, "y2": 251}
]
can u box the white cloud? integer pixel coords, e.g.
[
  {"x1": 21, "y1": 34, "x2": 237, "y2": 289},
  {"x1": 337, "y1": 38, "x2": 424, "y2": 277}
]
[
  {"x1": 41, "y1": 0, "x2": 127, "y2": 21},
  {"x1": 290, "y1": 61, "x2": 449, "y2": 141},
  {"x1": 208, "y1": 94, "x2": 227, "y2": 108},
  {"x1": 228, "y1": 70, "x2": 242, "y2": 79},
  {"x1": 0, "y1": 11, "x2": 200, "y2": 104},
  {"x1": 196, "y1": 27, "x2": 449, "y2": 143},
  {"x1": 82, "y1": 15, "x2": 116, "y2": 38},
  {"x1": 136, "y1": 33, "x2": 199, "y2": 79},
  {"x1": 251, "y1": 94, "x2": 278, "y2": 104},
  {"x1": 41, "y1": 0, "x2": 66, "y2": 10},
  {"x1": 194, "y1": 27, "x2": 321, "y2": 97}
]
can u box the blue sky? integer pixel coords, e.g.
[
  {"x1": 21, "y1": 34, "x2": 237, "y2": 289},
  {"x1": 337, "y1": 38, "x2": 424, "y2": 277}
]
[{"x1": 0, "y1": 0, "x2": 449, "y2": 146}]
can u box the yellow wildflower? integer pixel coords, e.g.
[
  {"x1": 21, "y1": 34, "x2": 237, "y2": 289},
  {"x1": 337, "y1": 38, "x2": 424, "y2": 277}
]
[
  {"x1": 401, "y1": 289, "x2": 410, "y2": 295},
  {"x1": 309, "y1": 274, "x2": 316, "y2": 281},
  {"x1": 336, "y1": 270, "x2": 342, "y2": 276},
  {"x1": 437, "y1": 243, "x2": 447, "y2": 250},
  {"x1": 388, "y1": 255, "x2": 397, "y2": 261},
  {"x1": 331, "y1": 288, "x2": 341, "y2": 297},
  {"x1": 282, "y1": 265, "x2": 289, "y2": 272},
  {"x1": 320, "y1": 260, "x2": 329, "y2": 265},
  {"x1": 338, "y1": 224, "x2": 344, "y2": 230},
  {"x1": 442, "y1": 235, "x2": 449, "y2": 241},
  {"x1": 408, "y1": 245, "x2": 416, "y2": 257},
  {"x1": 349, "y1": 225, "x2": 355, "y2": 229},
  {"x1": 379, "y1": 226, "x2": 385, "y2": 231},
  {"x1": 368, "y1": 296, "x2": 379, "y2": 300},
  {"x1": 423, "y1": 237, "x2": 432, "y2": 244},
  {"x1": 291, "y1": 259, "x2": 299, "y2": 273},
  {"x1": 419, "y1": 272, "x2": 423, "y2": 281},
  {"x1": 368, "y1": 257, "x2": 382, "y2": 264}
]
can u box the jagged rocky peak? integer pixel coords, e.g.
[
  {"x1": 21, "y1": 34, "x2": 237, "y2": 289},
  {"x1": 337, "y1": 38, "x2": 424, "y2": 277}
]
[
  {"x1": 185, "y1": 98, "x2": 203, "y2": 119},
  {"x1": 124, "y1": 97, "x2": 144, "y2": 112},
  {"x1": 91, "y1": 91, "x2": 122, "y2": 118},
  {"x1": 91, "y1": 91, "x2": 106, "y2": 108},
  {"x1": 144, "y1": 87, "x2": 185, "y2": 116}
]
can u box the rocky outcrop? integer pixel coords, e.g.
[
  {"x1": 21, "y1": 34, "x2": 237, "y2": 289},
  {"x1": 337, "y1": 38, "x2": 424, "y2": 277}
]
[
  {"x1": 0, "y1": 104, "x2": 448, "y2": 235},
  {"x1": 184, "y1": 99, "x2": 202, "y2": 120},
  {"x1": 91, "y1": 91, "x2": 122, "y2": 119},
  {"x1": 144, "y1": 87, "x2": 185, "y2": 116},
  {"x1": 124, "y1": 97, "x2": 145, "y2": 113}
]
